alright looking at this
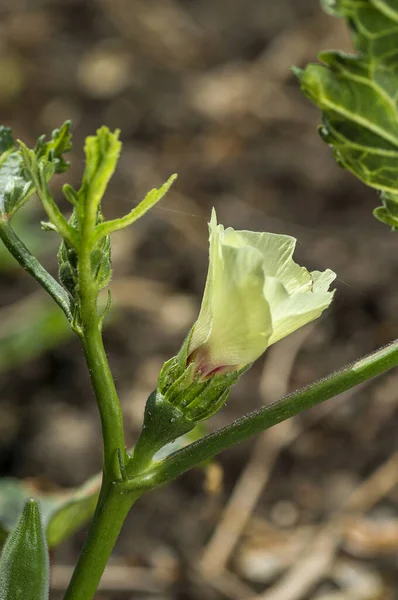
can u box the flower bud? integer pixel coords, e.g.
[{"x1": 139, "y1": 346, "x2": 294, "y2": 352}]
[
  {"x1": 129, "y1": 210, "x2": 336, "y2": 472},
  {"x1": 156, "y1": 209, "x2": 335, "y2": 425},
  {"x1": 0, "y1": 498, "x2": 49, "y2": 600},
  {"x1": 187, "y1": 209, "x2": 336, "y2": 376}
]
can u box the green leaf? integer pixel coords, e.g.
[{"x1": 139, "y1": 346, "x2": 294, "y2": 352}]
[
  {"x1": 297, "y1": 0, "x2": 398, "y2": 226},
  {"x1": 0, "y1": 297, "x2": 72, "y2": 375},
  {"x1": 0, "y1": 424, "x2": 206, "y2": 551},
  {"x1": 0, "y1": 128, "x2": 33, "y2": 219},
  {"x1": 92, "y1": 173, "x2": 177, "y2": 241},
  {"x1": 0, "y1": 122, "x2": 72, "y2": 219},
  {"x1": 79, "y1": 126, "x2": 121, "y2": 221},
  {"x1": 0, "y1": 498, "x2": 49, "y2": 600},
  {"x1": 0, "y1": 476, "x2": 101, "y2": 551},
  {"x1": 45, "y1": 476, "x2": 100, "y2": 548},
  {"x1": 58, "y1": 210, "x2": 79, "y2": 302},
  {"x1": 374, "y1": 190, "x2": 398, "y2": 227},
  {"x1": 34, "y1": 120, "x2": 72, "y2": 174},
  {"x1": 373, "y1": 205, "x2": 398, "y2": 227}
]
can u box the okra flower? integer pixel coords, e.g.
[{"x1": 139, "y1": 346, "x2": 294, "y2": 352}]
[
  {"x1": 188, "y1": 209, "x2": 336, "y2": 376},
  {"x1": 133, "y1": 211, "x2": 336, "y2": 461}
]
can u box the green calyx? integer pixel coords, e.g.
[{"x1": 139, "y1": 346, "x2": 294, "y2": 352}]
[
  {"x1": 158, "y1": 355, "x2": 244, "y2": 423},
  {"x1": 128, "y1": 334, "x2": 247, "y2": 476},
  {"x1": 159, "y1": 331, "x2": 245, "y2": 420}
]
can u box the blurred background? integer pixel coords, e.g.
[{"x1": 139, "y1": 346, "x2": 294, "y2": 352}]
[{"x1": 1, "y1": 0, "x2": 398, "y2": 598}]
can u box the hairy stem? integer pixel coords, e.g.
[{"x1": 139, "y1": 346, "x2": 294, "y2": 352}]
[
  {"x1": 63, "y1": 231, "x2": 129, "y2": 599},
  {"x1": 139, "y1": 338, "x2": 398, "y2": 487},
  {"x1": 77, "y1": 231, "x2": 125, "y2": 481},
  {"x1": 79, "y1": 316, "x2": 126, "y2": 479},
  {"x1": 63, "y1": 485, "x2": 140, "y2": 600}
]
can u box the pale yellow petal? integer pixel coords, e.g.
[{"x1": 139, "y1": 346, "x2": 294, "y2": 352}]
[
  {"x1": 224, "y1": 228, "x2": 312, "y2": 294},
  {"x1": 205, "y1": 243, "x2": 273, "y2": 367},
  {"x1": 266, "y1": 274, "x2": 335, "y2": 346},
  {"x1": 189, "y1": 209, "x2": 336, "y2": 372},
  {"x1": 188, "y1": 208, "x2": 220, "y2": 353},
  {"x1": 189, "y1": 214, "x2": 273, "y2": 369}
]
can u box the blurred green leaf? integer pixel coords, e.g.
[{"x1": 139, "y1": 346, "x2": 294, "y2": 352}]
[
  {"x1": 298, "y1": 0, "x2": 398, "y2": 226},
  {"x1": 0, "y1": 499, "x2": 49, "y2": 600},
  {"x1": 0, "y1": 127, "x2": 14, "y2": 154},
  {"x1": 0, "y1": 426, "x2": 206, "y2": 550},
  {"x1": 45, "y1": 476, "x2": 101, "y2": 548},
  {"x1": 0, "y1": 283, "x2": 121, "y2": 375},
  {"x1": 0, "y1": 476, "x2": 101, "y2": 550},
  {"x1": 0, "y1": 297, "x2": 72, "y2": 375},
  {"x1": 0, "y1": 206, "x2": 57, "y2": 272}
]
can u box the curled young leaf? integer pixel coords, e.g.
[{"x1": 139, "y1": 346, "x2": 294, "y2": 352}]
[
  {"x1": 79, "y1": 126, "x2": 122, "y2": 221},
  {"x1": 34, "y1": 120, "x2": 72, "y2": 174},
  {"x1": 0, "y1": 122, "x2": 72, "y2": 220},
  {"x1": 90, "y1": 231, "x2": 112, "y2": 291},
  {"x1": 0, "y1": 127, "x2": 33, "y2": 219}
]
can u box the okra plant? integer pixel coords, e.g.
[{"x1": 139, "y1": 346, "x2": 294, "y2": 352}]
[{"x1": 1, "y1": 1, "x2": 398, "y2": 598}]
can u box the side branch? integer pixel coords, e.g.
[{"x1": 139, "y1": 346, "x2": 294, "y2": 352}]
[
  {"x1": 141, "y1": 339, "x2": 398, "y2": 487},
  {"x1": 0, "y1": 219, "x2": 72, "y2": 320}
]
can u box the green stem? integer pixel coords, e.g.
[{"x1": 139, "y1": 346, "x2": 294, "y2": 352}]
[
  {"x1": 63, "y1": 336, "x2": 398, "y2": 598},
  {"x1": 80, "y1": 318, "x2": 126, "y2": 479},
  {"x1": 77, "y1": 236, "x2": 126, "y2": 480},
  {"x1": 63, "y1": 141, "x2": 131, "y2": 598},
  {"x1": 139, "y1": 338, "x2": 398, "y2": 487},
  {"x1": 64, "y1": 227, "x2": 129, "y2": 600},
  {"x1": 63, "y1": 484, "x2": 141, "y2": 600},
  {"x1": 28, "y1": 165, "x2": 77, "y2": 248},
  {"x1": 0, "y1": 218, "x2": 72, "y2": 320}
]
